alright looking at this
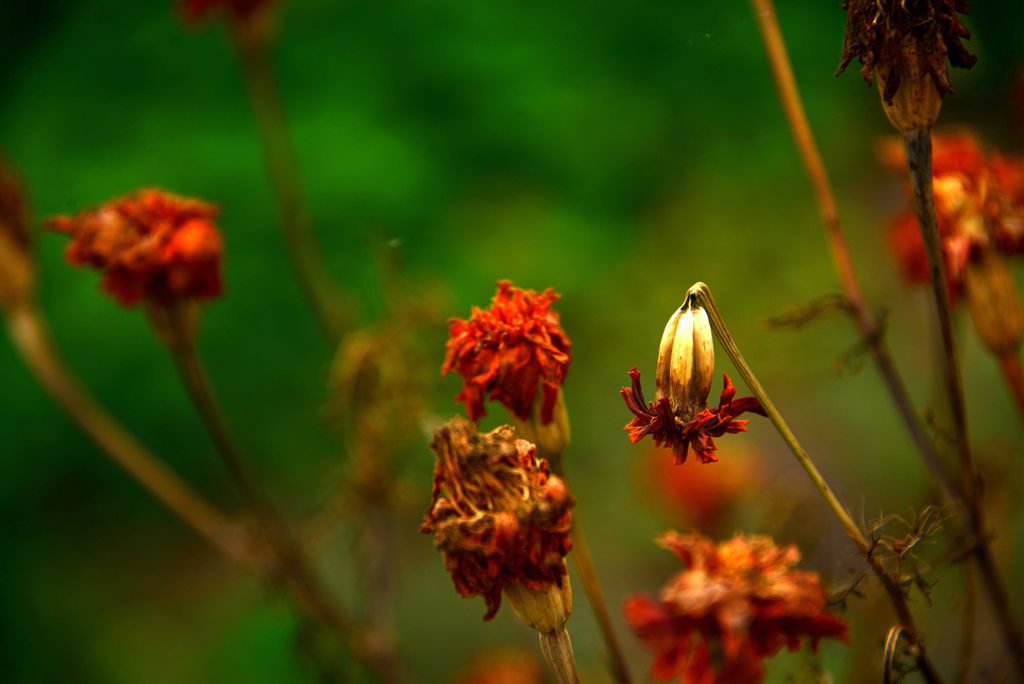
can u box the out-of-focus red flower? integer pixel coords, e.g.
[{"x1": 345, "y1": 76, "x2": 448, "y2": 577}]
[
  {"x1": 622, "y1": 369, "x2": 765, "y2": 465},
  {"x1": 179, "y1": 0, "x2": 275, "y2": 24},
  {"x1": 625, "y1": 531, "x2": 849, "y2": 684},
  {"x1": 47, "y1": 189, "x2": 223, "y2": 307},
  {"x1": 881, "y1": 132, "x2": 1024, "y2": 300},
  {"x1": 456, "y1": 649, "x2": 544, "y2": 684},
  {"x1": 644, "y1": 445, "x2": 760, "y2": 531},
  {"x1": 443, "y1": 281, "x2": 571, "y2": 424},
  {"x1": 420, "y1": 418, "x2": 573, "y2": 621}
]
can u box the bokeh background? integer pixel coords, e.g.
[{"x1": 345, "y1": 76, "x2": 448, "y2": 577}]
[{"x1": 2, "y1": 1, "x2": 1023, "y2": 682}]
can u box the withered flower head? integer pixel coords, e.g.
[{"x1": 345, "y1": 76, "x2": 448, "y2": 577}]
[
  {"x1": 47, "y1": 189, "x2": 223, "y2": 307},
  {"x1": 420, "y1": 418, "x2": 573, "y2": 630},
  {"x1": 443, "y1": 281, "x2": 571, "y2": 425},
  {"x1": 837, "y1": 0, "x2": 976, "y2": 131},
  {"x1": 625, "y1": 531, "x2": 849, "y2": 684},
  {"x1": 179, "y1": 0, "x2": 276, "y2": 24},
  {"x1": 883, "y1": 132, "x2": 1024, "y2": 356},
  {"x1": 656, "y1": 298, "x2": 715, "y2": 423},
  {"x1": 0, "y1": 156, "x2": 33, "y2": 309}
]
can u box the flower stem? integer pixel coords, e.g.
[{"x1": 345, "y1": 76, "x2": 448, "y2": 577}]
[
  {"x1": 998, "y1": 354, "x2": 1024, "y2": 419},
  {"x1": 4, "y1": 302, "x2": 250, "y2": 563},
  {"x1": 232, "y1": 26, "x2": 347, "y2": 345},
  {"x1": 157, "y1": 305, "x2": 410, "y2": 684},
  {"x1": 690, "y1": 282, "x2": 944, "y2": 684},
  {"x1": 538, "y1": 627, "x2": 582, "y2": 684}
]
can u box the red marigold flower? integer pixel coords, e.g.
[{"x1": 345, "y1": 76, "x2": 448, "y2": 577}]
[
  {"x1": 179, "y1": 0, "x2": 275, "y2": 24},
  {"x1": 47, "y1": 189, "x2": 223, "y2": 307},
  {"x1": 420, "y1": 417, "x2": 573, "y2": 623},
  {"x1": 442, "y1": 281, "x2": 571, "y2": 424},
  {"x1": 622, "y1": 369, "x2": 766, "y2": 465},
  {"x1": 882, "y1": 132, "x2": 1024, "y2": 300},
  {"x1": 625, "y1": 531, "x2": 849, "y2": 684}
]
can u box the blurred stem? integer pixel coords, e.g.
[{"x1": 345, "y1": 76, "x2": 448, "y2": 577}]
[
  {"x1": 551, "y1": 461, "x2": 633, "y2": 684},
  {"x1": 958, "y1": 563, "x2": 976, "y2": 684},
  {"x1": 538, "y1": 627, "x2": 581, "y2": 684},
  {"x1": 998, "y1": 354, "x2": 1024, "y2": 419},
  {"x1": 232, "y1": 26, "x2": 347, "y2": 344},
  {"x1": 156, "y1": 303, "x2": 410, "y2": 684},
  {"x1": 4, "y1": 301, "x2": 250, "y2": 563},
  {"x1": 904, "y1": 130, "x2": 974, "y2": 497},
  {"x1": 690, "y1": 282, "x2": 944, "y2": 684},
  {"x1": 750, "y1": 0, "x2": 955, "y2": 507}
]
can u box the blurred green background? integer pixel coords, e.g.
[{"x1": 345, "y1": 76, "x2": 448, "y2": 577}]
[{"x1": 2, "y1": 0, "x2": 1023, "y2": 681}]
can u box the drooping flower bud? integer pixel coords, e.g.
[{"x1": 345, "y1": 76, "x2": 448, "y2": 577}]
[
  {"x1": 655, "y1": 295, "x2": 714, "y2": 423},
  {"x1": 965, "y1": 249, "x2": 1024, "y2": 359},
  {"x1": 0, "y1": 157, "x2": 32, "y2": 311}
]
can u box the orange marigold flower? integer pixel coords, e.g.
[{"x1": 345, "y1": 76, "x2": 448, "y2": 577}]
[
  {"x1": 47, "y1": 189, "x2": 223, "y2": 307},
  {"x1": 420, "y1": 417, "x2": 573, "y2": 621},
  {"x1": 179, "y1": 0, "x2": 275, "y2": 24},
  {"x1": 625, "y1": 532, "x2": 849, "y2": 684},
  {"x1": 622, "y1": 369, "x2": 766, "y2": 465},
  {"x1": 881, "y1": 132, "x2": 1024, "y2": 300},
  {"x1": 442, "y1": 281, "x2": 571, "y2": 424}
]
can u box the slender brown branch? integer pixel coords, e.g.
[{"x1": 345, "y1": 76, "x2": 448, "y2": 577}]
[
  {"x1": 692, "y1": 282, "x2": 944, "y2": 684},
  {"x1": 232, "y1": 26, "x2": 347, "y2": 344},
  {"x1": 958, "y1": 563, "x2": 976, "y2": 684},
  {"x1": 157, "y1": 307, "x2": 410, "y2": 684},
  {"x1": 998, "y1": 354, "x2": 1024, "y2": 420},
  {"x1": 4, "y1": 302, "x2": 250, "y2": 563}
]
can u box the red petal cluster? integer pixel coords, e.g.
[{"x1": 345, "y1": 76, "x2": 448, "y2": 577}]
[
  {"x1": 179, "y1": 0, "x2": 275, "y2": 24},
  {"x1": 622, "y1": 368, "x2": 766, "y2": 465},
  {"x1": 420, "y1": 418, "x2": 573, "y2": 620},
  {"x1": 443, "y1": 281, "x2": 571, "y2": 424},
  {"x1": 882, "y1": 132, "x2": 1024, "y2": 300},
  {"x1": 48, "y1": 189, "x2": 223, "y2": 307},
  {"x1": 625, "y1": 532, "x2": 849, "y2": 684}
]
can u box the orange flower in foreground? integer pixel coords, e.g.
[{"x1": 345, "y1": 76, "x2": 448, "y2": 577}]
[
  {"x1": 48, "y1": 189, "x2": 223, "y2": 307},
  {"x1": 179, "y1": 0, "x2": 275, "y2": 24},
  {"x1": 443, "y1": 281, "x2": 571, "y2": 424},
  {"x1": 420, "y1": 418, "x2": 573, "y2": 622},
  {"x1": 625, "y1": 532, "x2": 849, "y2": 684},
  {"x1": 456, "y1": 649, "x2": 544, "y2": 684},
  {"x1": 881, "y1": 132, "x2": 1024, "y2": 300}
]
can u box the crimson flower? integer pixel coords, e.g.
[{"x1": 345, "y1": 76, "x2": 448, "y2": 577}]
[
  {"x1": 443, "y1": 281, "x2": 571, "y2": 424},
  {"x1": 622, "y1": 368, "x2": 765, "y2": 465},
  {"x1": 420, "y1": 418, "x2": 573, "y2": 620},
  {"x1": 881, "y1": 132, "x2": 1024, "y2": 300},
  {"x1": 625, "y1": 532, "x2": 849, "y2": 684},
  {"x1": 47, "y1": 189, "x2": 223, "y2": 307}
]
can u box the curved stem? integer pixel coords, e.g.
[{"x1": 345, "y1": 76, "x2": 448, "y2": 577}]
[
  {"x1": 232, "y1": 27, "x2": 347, "y2": 345},
  {"x1": 4, "y1": 302, "x2": 250, "y2": 563},
  {"x1": 690, "y1": 282, "x2": 944, "y2": 684},
  {"x1": 157, "y1": 306, "x2": 410, "y2": 684}
]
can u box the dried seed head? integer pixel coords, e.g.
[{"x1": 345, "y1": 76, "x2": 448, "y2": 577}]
[
  {"x1": 965, "y1": 249, "x2": 1024, "y2": 358},
  {"x1": 878, "y1": 36, "x2": 943, "y2": 133},
  {"x1": 656, "y1": 296, "x2": 714, "y2": 422},
  {"x1": 0, "y1": 158, "x2": 33, "y2": 310}
]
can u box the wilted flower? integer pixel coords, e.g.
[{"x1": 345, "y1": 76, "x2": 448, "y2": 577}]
[
  {"x1": 443, "y1": 281, "x2": 572, "y2": 457},
  {"x1": 0, "y1": 156, "x2": 32, "y2": 309},
  {"x1": 47, "y1": 189, "x2": 223, "y2": 307},
  {"x1": 179, "y1": 0, "x2": 275, "y2": 24},
  {"x1": 837, "y1": 0, "x2": 976, "y2": 132},
  {"x1": 657, "y1": 299, "x2": 715, "y2": 423},
  {"x1": 883, "y1": 132, "x2": 1024, "y2": 357},
  {"x1": 622, "y1": 369, "x2": 765, "y2": 465},
  {"x1": 421, "y1": 418, "x2": 573, "y2": 631},
  {"x1": 625, "y1": 531, "x2": 849, "y2": 684}
]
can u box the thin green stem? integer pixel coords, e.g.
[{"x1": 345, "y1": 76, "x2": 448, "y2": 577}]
[
  {"x1": 689, "y1": 282, "x2": 943, "y2": 684},
  {"x1": 232, "y1": 27, "x2": 347, "y2": 344}
]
